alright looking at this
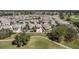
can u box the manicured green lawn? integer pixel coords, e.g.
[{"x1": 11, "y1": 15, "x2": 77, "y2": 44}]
[
  {"x1": 2, "y1": 33, "x2": 79, "y2": 49},
  {"x1": 0, "y1": 41, "x2": 28, "y2": 49},
  {"x1": 0, "y1": 34, "x2": 16, "y2": 40},
  {"x1": 60, "y1": 39, "x2": 79, "y2": 49},
  {"x1": 70, "y1": 15, "x2": 79, "y2": 22},
  {"x1": 27, "y1": 36, "x2": 64, "y2": 49},
  {"x1": 0, "y1": 41, "x2": 16, "y2": 49},
  {"x1": 0, "y1": 36, "x2": 64, "y2": 49},
  {"x1": 26, "y1": 32, "x2": 46, "y2": 37},
  {"x1": 0, "y1": 32, "x2": 79, "y2": 49}
]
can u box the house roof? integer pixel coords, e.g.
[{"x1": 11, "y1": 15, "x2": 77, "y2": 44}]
[
  {"x1": 42, "y1": 16, "x2": 50, "y2": 23},
  {"x1": 42, "y1": 23, "x2": 51, "y2": 30},
  {"x1": 35, "y1": 24, "x2": 42, "y2": 28},
  {"x1": 0, "y1": 17, "x2": 10, "y2": 24}
]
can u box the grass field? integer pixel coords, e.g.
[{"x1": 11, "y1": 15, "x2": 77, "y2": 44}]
[
  {"x1": 0, "y1": 34, "x2": 16, "y2": 40},
  {"x1": 26, "y1": 32, "x2": 47, "y2": 37},
  {"x1": 0, "y1": 32, "x2": 79, "y2": 49},
  {"x1": 0, "y1": 41, "x2": 17, "y2": 49},
  {"x1": 60, "y1": 39, "x2": 79, "y2": 49},
  {"x1": 0, "y1": 41, "x2": 28, "y2": 49},
  {"x1": 0, "y1": 36, "x2": 64, "y2": 49},
  {"x1": 70, "y1": 15, "x2": 79, "y2": 22},
  {"x1": 26, "y1": 36, "x2": 64, "y2": 49}
]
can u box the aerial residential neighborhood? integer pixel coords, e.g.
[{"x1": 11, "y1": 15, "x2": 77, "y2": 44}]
[
  {"x1": 0, "y1": 10, "x2": 79, "y2": 49},
  {"x1": 0, "y1": 14, "x2": 58, "y2": 33}
]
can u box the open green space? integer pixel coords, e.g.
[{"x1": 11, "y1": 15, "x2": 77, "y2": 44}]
[
  {"x1": 0, "y1": 32, "x2": 79, "y2": 49},
  {"x1": 0, "y1": 34, "x2": 16, "y2": 40},
  {"x1": 0, "y1": 41, "x2": 17, "y2": 49},
  {"x1": 0, "y1": 41, "x2": 28, "y2": 49},
  {"x1": 0, "y1": 36, "x2": 64, "y2": 49},
  {"x1": 60, "y1": 39, "x2": 79, "y2": 49},
  {"x1": 26, "y1": 32, "x2": 46, "y2": 37},
  {"x1": 70, "y1": 15, "x2": 79, "y2": 22},
  {"x1": 26, "y1": 36, "x2": 64, "y2": 49}
]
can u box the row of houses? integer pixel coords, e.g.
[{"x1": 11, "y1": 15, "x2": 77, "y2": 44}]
[
  {"x1": 0, "y1": 15, "x2": 76, "y2": 33},
  {"x1": 0, "y1": 15, "x2": 62, "y2": 33},
  {"x1": 52, "y1": 15, "x2": 78, "y2": 31}
]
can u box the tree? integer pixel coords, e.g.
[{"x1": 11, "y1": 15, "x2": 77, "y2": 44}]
[
  {"x1": 0, "y1": 29, "x2": 13, "y2": 39},
  {"x1": 65, "y1": 14, "x2": 71, "y2": 21},
  {"x1": 47, "y1": 25, "x2": 77, "y2": 42},
  {"x1": 47, "y1": 33, "x2": 60, "y2": 42},
  {"x1": 48, "y1": 25, "x2": 67, "y2": 42},
  {"x1": 64, "y1": 28, "x2": 77, "y2": 42},
  {"x1": 32, "y1": 27, "x2": 36, "y2": 32},
  {"x1": 73, "y1": 22, "x2": 79, "y2": 27},
  {"x1": 52, "y1": 25, "x2": 68, "y2": 37},
  {"x1": 12, "y1": 33, "x2": 30, "y2": 47},
  {"x1": 59, "y1": 12, "x2": 64, "y2": 19}
]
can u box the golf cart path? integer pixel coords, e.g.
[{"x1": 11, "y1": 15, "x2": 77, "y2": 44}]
[{"x1": 31, "y1": 36, "x2": 72, "y2": 49}]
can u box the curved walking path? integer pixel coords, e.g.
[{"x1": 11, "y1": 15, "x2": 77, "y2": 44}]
[
  {"x1": 30, "y1": 36, "x2": 72, "y2": 49},
  {"x1": 0, "y1": 36, "x2": 72, "y2": 49},
  {"x1": 52, "y1": 41, "x2": 72, "y2": 49},
  {"x1": 0, "y1": 39, "x2": 14, "y2": 41},
  {"x1": 0, "y1": 34, "x2": 16, "y2": 41}
]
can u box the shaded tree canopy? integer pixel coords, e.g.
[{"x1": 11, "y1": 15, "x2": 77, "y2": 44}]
[
  {"x1": 47, "y1": 25, "x2": 77, "y2": 42},
  {"x1": 12, "y1": 33, "x2": 30, "y2": 47}
]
